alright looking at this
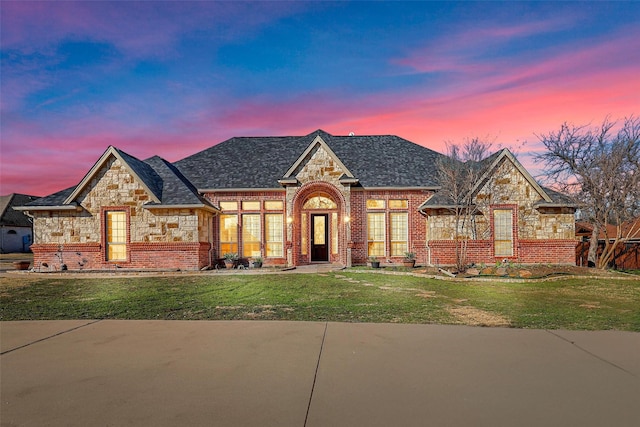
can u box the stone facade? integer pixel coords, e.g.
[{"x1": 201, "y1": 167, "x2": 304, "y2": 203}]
[
  {"x1": 29, "y1": 157, "x2": 215, "y2": 271},
  {"x1": 22, "y1": 133, "x2": 577, "y2": 271},
  {"x1": 425, "y1": 155, "x2": 576, "y2": 265}
]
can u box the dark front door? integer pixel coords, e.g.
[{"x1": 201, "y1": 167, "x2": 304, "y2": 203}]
[{"x1": 311, "y1": 214, "x2": 329, "y2": 262}]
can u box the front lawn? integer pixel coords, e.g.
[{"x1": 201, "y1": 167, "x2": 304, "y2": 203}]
[{"x1": 1, "y1": 272, "x2": 639, "y2": 330}]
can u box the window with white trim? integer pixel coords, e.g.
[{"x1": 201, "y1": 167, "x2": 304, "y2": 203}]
[
  {"x1": 368, "y1": 212, "x2": 385, "y2": 257},
  {"x1": 390, "y1": 212, "x2": 408, "y2": 256},
  {"x1": 494, "y1": 209, "x2": 513, "y2": 257},
  {"x1": 265, "y1": 214, "x2": 284, "y2": 257},
  {"x1": 220, "y1": 214, "x2": 238, "y2": 255},
  {"x1": 106, "y1": 211, "x2": 127, "y2": 261}
]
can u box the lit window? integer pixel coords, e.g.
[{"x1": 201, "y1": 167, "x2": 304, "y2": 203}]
[
  {"x1": 389, "y1": 199, "x2": 408, "y2": 209},
  {"x1": 220, "y1": 214, "x2": 238, "y2": 255},
  {"x1": 331, "y1": 212, "x2": 338, "y2": 255},
  {"x1": 367, "y1": 212, "x2": 385, "y2": 257},
  {"x1": 242, "y1": 214, "x2": 261, "y2": 257},
  {"x1": 106, "y1": 211, "x2": 127, "y2": 261},
  {"x1": 303, "y1": 195, "x2": 337, "y2": 210},
  {"x1": 242, "y1": 201, "x2": 260, "y2": 211},
  {"x1": 494, "y1": 209, "x2": 513, "y2": 257},
  {"x1": 301, "y1": 214, "x2": 308, "y2": 255},
  {"x1": 390, "y1": 212, "x2": 408, "y2": 256},
  {"x1": 219, "y1": 201, "x2": 238, "y2": 211},
  {"x1": 366, "y1": 199, "x2": 385, "y2": 209},
  {"x1": 264, "y1": 200, "x2": 283, "y2": 210},
  {"x1": 265, "y1": 214, "x2": 284, "y2": 257}
]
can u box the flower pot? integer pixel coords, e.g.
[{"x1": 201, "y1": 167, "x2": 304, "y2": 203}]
[
  {"x1": 253, "y1": 261, "x2": 263, "y2": 268},
  {"x1": 224, "y1": 260, "x2": 234, "y2": 269},
  {"x1": 370, "y1": 261, "x2": 380, "y2": 268},
  {"x1": 402, "y1": 260, "x2": 415, "y2": 268}
]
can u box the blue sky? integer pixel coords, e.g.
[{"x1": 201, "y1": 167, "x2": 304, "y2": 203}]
[{"x1": 1, "y1": 1, "x2": 639, "y2": 195}]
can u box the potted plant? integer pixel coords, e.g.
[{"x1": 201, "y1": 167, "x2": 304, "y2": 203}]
[
  {"x1": 252, "y1": 256, "x2": 263, "y2": 268},
  {"x1": 223, "y1": 252, "x2": 237, "y2": 269},
  {"x1": 402, "y1": 252, "x2": 416, "y2": 268},
  {"x1": 369, "y1": 256, "x2": 380, "y2": 268}
]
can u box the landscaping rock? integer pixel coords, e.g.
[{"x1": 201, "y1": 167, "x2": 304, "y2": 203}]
[
  {"x1": 496, "y1": 267, "x2": 507, "y2": 276},
  {"x1": 481, "y1": 267, "x2": 494, "y2": 275},
  {"x1": 466, "y1": 268, "x2": 480, "y2": 276},
  {"x1": 519, "y1": 270, "x2": 532, "y2": 278}
]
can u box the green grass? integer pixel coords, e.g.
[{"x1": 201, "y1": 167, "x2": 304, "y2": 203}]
[{"x1": 2, "y1": 272, "x2": 639, "y2": 331}]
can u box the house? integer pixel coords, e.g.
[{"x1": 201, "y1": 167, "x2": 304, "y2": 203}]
[
  {"x1": 1, "y1": 193, "x2": 39, "y2": 253},
  {"x1": 576, "y1": 218, "x2": 640, "y2": 269},
  {"x1": 16, "y1": 130, "x2": 576, "y2": 271}
]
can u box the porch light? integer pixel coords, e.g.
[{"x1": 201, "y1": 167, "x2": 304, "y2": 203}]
[
  {"x1": 286, "y1": 216, "x2": 293, "y2": 224},
  {"x1": 344, "y1": 216, "x2": 350, "y2": 223}
]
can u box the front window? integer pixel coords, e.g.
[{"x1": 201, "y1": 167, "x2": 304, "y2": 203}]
[
  {"x1": 303, "y1": 195, "x2": 337, "y2": 210},
  {"x1": 494, "y1": 209, "x2": 514, "y2": 257},
  {"x1": 220, "y1": 214, "x2": 238, "y2": 255},
  {"x1": 242, "y1": 214, "x2": 261, "y2": 257},
  {"x1": 368, "y1": 212, "x2": 385, "y2": 257},
  {"x1": 390, "y1": 212, "x2": 408, "y2": 256},
  {"x1": 106, "y1": 211, "x2": 127, "y2": 261},
  {"x1": 265, "y1": 214, "x2": 284, "y2": 257}
]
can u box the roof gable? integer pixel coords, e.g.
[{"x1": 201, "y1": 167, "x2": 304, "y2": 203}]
[
  {"x1": 472, "y1": 148, "x2": 553, "y2": 203},
  {"x1": 64, "y1": 146, "x2": 162, "y2": 205},
  {"x1": 283, "y1": 134, "x2": 355, "y2": 180},
  {"x1": 175, "y1": 130, "x2": 444, "y2": 189}
]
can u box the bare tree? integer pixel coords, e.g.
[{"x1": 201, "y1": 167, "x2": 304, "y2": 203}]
[
  {"x1": 436, "y1": 137, "x2": 493, "y2": 272},
  {"x1": 536, "y1": 116, "x2": 640, "y2": 269}
]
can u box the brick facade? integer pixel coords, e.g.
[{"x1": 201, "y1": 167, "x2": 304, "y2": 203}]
[
  {"x1": 29, "y1": 157, "x2": 215, "y2": 271},
  {"x1": 24, "y1": 134, "x2": 577, "y2": 270}
]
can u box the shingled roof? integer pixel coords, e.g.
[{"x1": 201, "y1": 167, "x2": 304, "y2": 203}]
[
  {"x1": 419, "y1": 148, "x2": 574, "y2": 211},
  {"x1": 174, "y1": 129, "x2": 445, "y2": 189},
  {"x1": 0, "y1": 194, "x2": 39, "y2": 226},
  {"x1": 18, "y1": 147, "x2": 216, "y2": 211}
]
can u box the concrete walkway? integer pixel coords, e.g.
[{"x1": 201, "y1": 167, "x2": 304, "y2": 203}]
[{"x1": 1, "y1": 321, "x2": 639, "y2": 426}]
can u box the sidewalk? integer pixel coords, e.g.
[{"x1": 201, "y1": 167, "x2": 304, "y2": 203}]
[{"x1": 2, "y1": 321, "x2": 639, "y2": 426}]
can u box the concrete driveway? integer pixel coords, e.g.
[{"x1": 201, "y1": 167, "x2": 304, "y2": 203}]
[{"x1": 1, "y1": 321, "x2": 639, "y2": 426}]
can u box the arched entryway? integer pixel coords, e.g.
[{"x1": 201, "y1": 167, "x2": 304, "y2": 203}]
[{"x1": 290, "y1": 182, "x2": 348, "y2": 266}]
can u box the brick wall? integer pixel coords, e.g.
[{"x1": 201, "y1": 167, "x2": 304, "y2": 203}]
[
  {"x1": 428, "y1": 239, "x2": 577, "y2": 265},
  {"x1": 30, "y1": 242, "x2": 212, "y2": 271}
]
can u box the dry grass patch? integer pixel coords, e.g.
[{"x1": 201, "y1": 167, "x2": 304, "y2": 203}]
[{"x1": 448, "y1": 306, "x2": 511, "y2": 327}]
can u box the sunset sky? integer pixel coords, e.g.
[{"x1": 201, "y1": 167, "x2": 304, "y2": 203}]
[{"x1": 1, "y1": 1, "x2": 639, "y2": 197}]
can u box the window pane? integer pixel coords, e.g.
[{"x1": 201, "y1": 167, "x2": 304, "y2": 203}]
[
  {"x1": 390, "y1": 212, "x2": 408, "y2": 256},
  {"x1": 389, "y1": 199, "x2": 408, "y2": 209},
  {"x1": 106, "y1": 211, "x2": 127, "y2": 261},
  {"x1": 108, "y1": 244, "x2": 127, "y2": 261},
  {"x1": 219, "y1": 201, "x2": 238, "y2": 211},
  {"x1": 265, "y1": 214, "x2": 283, "y2": 257},
  {"x1": 301, "y1": 214, "x2": 308, "y2": 255},
  {"x1": 220, "y1": 243, "x2": 238, "y2": 254},
  {"x1": 242, "y1": 201, "x2": 260, "y2": 211},
  {"x1": 264, "y1": 200, "x2": 283, "y2": 210},
  {"x1": 331, "y1": 212, "x2": 338, "y2": 255},
  {"x1": 242, "y1": 214, "x2": 261, "y2": 257},
  {"x1": 368, "y1": 242, "x2": 384, "y2": 257},
  {"x1": 220, "y1": 214, "x2": 238, "y2": 256},
  {"x1": 303, "y1": 196, "x2": 337, "y2": 210},
  {"x1": 314, "y1": 216, "x2": 326, "y2": 245},
  {"x1": 367, "y1": 212, "x2": 385, "y2": 257},
  {"x1": 494, "y1": 209, "x2": 513, "y2": 257},
  {"x1": 366, "y1": 199, "x2": 385, "y2": 209}
]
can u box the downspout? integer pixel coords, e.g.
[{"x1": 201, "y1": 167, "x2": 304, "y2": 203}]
[{"x1": 208, "y1": 216, "x2": 214, "y2": 269}]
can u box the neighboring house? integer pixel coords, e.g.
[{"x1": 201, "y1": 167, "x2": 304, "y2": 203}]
[
  {"x1": 576, "y1": 218, "x2": 640, "y2": 270},
  {"x1": 16, "y1": 130, "x2": 576, "y2": 271},
  {"x1": 0, "y1": 193, "x2": 39, "y2": 253}
]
